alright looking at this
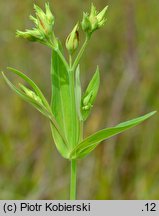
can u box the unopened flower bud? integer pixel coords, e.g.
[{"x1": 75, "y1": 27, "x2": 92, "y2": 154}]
[
  {"x1": 19, "y1": 84, "x2": 42, "y2": 104},
  {"x1": 89, "y1": 4, "x2": 98, "y2": 31},
  {"x1": 81, "y1": 4, "x2": 108, "y2": 35},
  {"x1": 83, "y1": 90, "x2": 93, "y2": 106},
  {"x1": 66, "y1": 24, "x2": 79, "y2": 54},
  {"x1": 96, "y1": 6, "x2": 108, "y2": 29},
  {"x1": 90, "y1": 3, "x2": 97, "y2": 17},
  {"x1": 34, "y1": 4, "x2": 54, "y2": 36},
  {"x1": 82, "y1": 104, "x2": 93, "y2": 111},
  {"x1": 97, "y1": 6, "x2": 108, "y2": 23},
  {"x1": 16, "y1": 3, "x2": 56, "y2": 48},
  {"x1": 98, "y1": 19, "x2": 106, "y2": 28},
  {"x1": 29, "y1": 15, "x2": 38, "y2": 26},
  {"x1": 81, "y1": 12, "x2": 92, "y2": 32},
  {"x1": 34, "y1": 4, "x2": 46, "y2": 23},
  {"x1": 16, "y1": 29, "x2": 44, "y2": 42},
  {"x1": 45, "y1": 3, "x2": 54, "y2": 24}
]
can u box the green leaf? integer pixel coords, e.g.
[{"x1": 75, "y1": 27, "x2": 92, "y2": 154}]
[
  {"x1": 69, "y1": 111, "x2": 156, "y2": 159},
  {"x1": 7, "y1": 67, "x2": 51, "y2": 111},
  {"x1": 75, "y1": 65, "x2": 82, "y2": 121},
  {"x1": 2, "y1": 72, "x2": 49, "y2": 115},
  {"x1": 2, "y1": 71, "x2": 69, "y2": 158},
  {"x1": 81, "y1": 67, "x2": 100, "y2": 121},
  {"x1": 51, "y1": 49, "x2": 80, "y2": 158}
]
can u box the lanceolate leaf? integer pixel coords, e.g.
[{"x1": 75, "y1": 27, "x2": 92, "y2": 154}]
[
  {"x1": 69, "y1": 111, "x2": 156, "y2": 159},
  {"x1": 2, "y1": 72, "x2": 50, "y2": 117},
  {"x1": 81, "y1": 67, "x2": 100, "y2": 121},
  {"x1": 2, "y1": 70, "x2": 69, "y2": 157},
  {"x1": 51, "y1": 48, "x2": 80, "y2": 158},
  {"x1": 7, "y1": 67, "x2": 50, "y2": 110},
  {"x1": 75, "y1": 65, "x2": 82, "y2": 121}
]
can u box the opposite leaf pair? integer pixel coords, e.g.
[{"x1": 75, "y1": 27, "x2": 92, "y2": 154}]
[{"x1": 2, "y1": 63, "x2": 156, "y2": 160}]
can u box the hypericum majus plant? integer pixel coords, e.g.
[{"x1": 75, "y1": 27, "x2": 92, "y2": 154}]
[{"x1": 2, "y1": 3, "x2": 156, "y2": 199}]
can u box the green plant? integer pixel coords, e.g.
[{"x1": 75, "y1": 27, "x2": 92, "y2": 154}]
[{"x1": 2, "y1": 3, "x2": 156, "y2": 200}]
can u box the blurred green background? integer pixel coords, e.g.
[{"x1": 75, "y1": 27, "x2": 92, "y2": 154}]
[{"x1": 0, "y1": 0, "x2": 159, "y2": 199}]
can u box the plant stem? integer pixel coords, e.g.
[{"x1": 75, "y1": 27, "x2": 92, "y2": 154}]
[
  {"x1": 70, "y1": 159, "x2": 77, "y2": 200},
  {"x1": 48, "y1": 36, "x2": 70, "y2": 71},
  {"x1": 72, "y1": 36, "x2": 90, "y2": 72},
  {"x1": 69, "y1": 54, "x2": 72, "y2": 68},
  {"x1": 56, "y1": 49, "x2": 69, "y2": 71}
]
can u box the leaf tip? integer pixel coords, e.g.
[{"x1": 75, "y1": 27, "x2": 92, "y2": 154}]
[
  {"x1": 150, "y1": 110, "x2": 157, "y2": 116},
  {"x1": 7, "y1": 66, "x2": 14, "y2": 71},
  {"x1": 1, "y1": 71, "x2": 6, "y2": 78}
]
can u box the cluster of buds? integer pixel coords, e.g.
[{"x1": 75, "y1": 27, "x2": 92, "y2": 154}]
[
  {"x1": 16, "y1": 3, "x2": 55, "y2": 46},
  {"x1": 81, "y1": 4, "x2": 108, "y2": 36},
  {"x1": 16, "y1": 3, "x2": 108, "y2": 55},
  {"x1": 65, "y1": 23, "x2": 79, "y2": 54}
]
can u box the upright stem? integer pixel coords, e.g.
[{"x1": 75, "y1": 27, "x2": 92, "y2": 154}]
[
  {"x1": 70, "y1": 159, "x2": 77, "y2": 200},
  {"x1": 49, "y1": 36, "x2": 70, "y2": 71},
  {"x1": 69, "y1": 54, "x2": 72, "y2": 68},
  {"x1": 68, "y1": 35, "x2": 89, "y2": 200},
  {"x1": 56, "y1": 49, "x2": 70, "y2": 71}
]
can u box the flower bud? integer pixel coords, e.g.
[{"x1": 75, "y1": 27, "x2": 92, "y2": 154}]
[
  {"x1": 98, "y1": 19, "x2": 106, "y2": 28},
  {"x1": 82, "y1": 104, "x2": 93, "y2": 111},
  {"x1": 89, "y1": 3, "x2": 98, "y2": 30},
  {"x1": 81, "y1": 67, "x2": 100, "y2": 120},
  {"x1": 16, "y1": 29, "x2": 44, "y2": 42},
  {"x1": 82, "y1": 90, "x2": 93, "y2": 111},
  {"x1": 17, "y1": 3, "x2": 55, "y2": 47},
  {"x1": 19, "y1": 84, "x2": 42, "y2": 104},
  {"x1": 83, "y1": 90, "x2": 93, "y2": 106},
  {"x1": 45, "y1": 3, "x2": 54, "y2": 24},
  {"x1": 81, "y1": 12, "x2": 92, "y2": 32},
  {"x1": 34, "y1": 4, "x2": 54, "y2": 36},
  {"x1": 81, "y1": 4, "x2": 108, "y2": 35},
  {"x1": 90, "y1": 3, "x2": 97, "y2": 17},
  {"x1": 29, "y1": 15, "x2": 38, "y2": 26},
  {"x1": 66, "y1": 24, "x2": 79, "y2": 54},
  {"x1": 96, "y1": 6, "x2": 108, "y2": 23}
]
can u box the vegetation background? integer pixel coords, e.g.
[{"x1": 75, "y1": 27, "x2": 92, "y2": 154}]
[{"x1": 0, "y1": 0, "x2": 158, "y2": 199}]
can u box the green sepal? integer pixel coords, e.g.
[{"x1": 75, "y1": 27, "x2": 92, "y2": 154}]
[
  {"x1": 81, "y1": 66, "x2": 100, "y2": 121},
  {"x1": 69, "y1": 111, "x2": 156, "y2": 159}
]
